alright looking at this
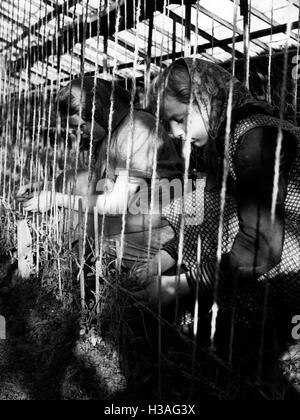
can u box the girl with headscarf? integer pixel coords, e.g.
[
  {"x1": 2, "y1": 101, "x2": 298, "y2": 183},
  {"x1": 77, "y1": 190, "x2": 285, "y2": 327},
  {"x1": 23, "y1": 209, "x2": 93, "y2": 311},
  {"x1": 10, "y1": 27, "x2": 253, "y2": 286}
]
[
  {"x1": 136, "y1": 58, "x2": 300, "y2": 322},
  {"x1": 22, "y1": 77, "x2": 184, "y2": 268}
]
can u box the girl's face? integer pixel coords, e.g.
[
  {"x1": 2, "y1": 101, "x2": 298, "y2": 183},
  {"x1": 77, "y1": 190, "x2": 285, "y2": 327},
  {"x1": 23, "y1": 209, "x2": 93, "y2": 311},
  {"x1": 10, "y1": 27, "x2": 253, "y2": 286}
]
[
  {"x1": 68, "y1": 114, "x2": 106, "y2": 144},
  {"x1": 163, "y1": 95, "x2": 209, "y2": 147}
]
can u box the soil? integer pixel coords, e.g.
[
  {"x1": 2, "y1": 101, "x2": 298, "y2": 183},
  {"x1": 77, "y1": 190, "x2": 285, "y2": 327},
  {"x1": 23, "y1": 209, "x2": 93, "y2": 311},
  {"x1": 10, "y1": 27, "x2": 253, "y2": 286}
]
[{"x1": 0, "y1": 256, "x2": 299, "y2": 401}]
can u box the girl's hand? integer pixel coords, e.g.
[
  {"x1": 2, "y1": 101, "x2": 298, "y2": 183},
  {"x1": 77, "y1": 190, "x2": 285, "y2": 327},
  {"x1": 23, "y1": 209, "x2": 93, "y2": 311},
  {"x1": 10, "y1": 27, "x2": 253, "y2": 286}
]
[
  {"x1": 131, "y1": 257, "x2": 159, "y2": 286},
  {"x1": 16, "y1": 183, "x2": 32, "y2": 198},
  {"x1": 23, "y1": 191, "x2": 53, "y2": 213},
  {"x1": 133, "y1": 274, "x2": 190, "y2": 307},
  {"x1": 16, "y1": 181, "x2": 44, "y2": 199},
  {"x1": 132, "y1": 250, "x2": 176, "y2": 284}
]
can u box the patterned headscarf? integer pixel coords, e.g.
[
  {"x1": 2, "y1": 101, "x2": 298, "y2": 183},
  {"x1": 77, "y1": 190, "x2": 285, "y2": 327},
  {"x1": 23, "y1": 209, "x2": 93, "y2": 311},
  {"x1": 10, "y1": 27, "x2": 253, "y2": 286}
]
[
  {"x1": 180, "y1": 58, "x2": 275, "y2": 141},
  {"x1": 152, "y1": 57, "x2": 275, "y2": 142},
  {"x1": 151, "y1": 58, "x2": 276, "y2": 186}
]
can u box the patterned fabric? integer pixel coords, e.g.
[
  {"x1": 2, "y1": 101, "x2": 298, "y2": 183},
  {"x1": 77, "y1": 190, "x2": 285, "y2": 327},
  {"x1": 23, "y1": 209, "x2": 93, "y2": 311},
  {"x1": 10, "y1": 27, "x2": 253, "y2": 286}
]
[
  {"x1": 162, "y1": 178, "x2": 205, "y2": 269},
  {"x1": 230, "y1": 114, "x2": 300, "y2": 311},
  {"x1": 182, "y1": 58, "x2": 275, "y2": 141},
  {"x1": 163, "y1": 180, "x2": 238, "y2": 268},
  {"x1": 163, "y1": 114, "x2": 300, "y2": 311}
]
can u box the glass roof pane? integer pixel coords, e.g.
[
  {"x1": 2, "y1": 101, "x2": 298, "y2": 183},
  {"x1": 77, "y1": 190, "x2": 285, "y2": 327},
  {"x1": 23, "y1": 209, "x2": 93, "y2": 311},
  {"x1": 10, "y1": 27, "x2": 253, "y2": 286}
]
[
  {"x1": 194, "y1": 0, "x2": 240, "y2": 23},
  {"x1": 0, "y1": 0, "x2": 298, "y2": 85},
  {"x1": 248, "y1": 16, "x2": 271, "y2": 32},
  {"x1": 264, "y1": 4, "x2": 299, "y2": 23},
  {"x1": 0, "y1": 20, "x2": 23, "y2": 41},
  {"x1": 205, "y1": 47, "x2": 232, "y2": 61},
  {"x1": 118, "y1": 30, "x2": 147, "y2": 54},
  {"x1": 251, "y1": 0, "x2": 293, "y2": 13},
  {"x1": 228, "y1": 41, "x2": 265, "y2": 56},
  {"x1": 259, "y1": 32, "x2": 299, "y2": 48},
  {"x1": 191, "y1": 7, "x2": 242, "y2": 34}
]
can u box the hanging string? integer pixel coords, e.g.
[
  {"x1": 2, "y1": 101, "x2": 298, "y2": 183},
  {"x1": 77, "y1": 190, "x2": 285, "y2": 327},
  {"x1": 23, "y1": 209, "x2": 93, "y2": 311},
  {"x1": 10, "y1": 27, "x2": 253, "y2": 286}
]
[
  {"x1": 81, "y1": 0, "x2": 111, "y2": 309},
  {"x1": 31, "y1": 2, "x2": 45, "y2": 275},
  {"x1": 17, "y1": 0, "x2": 29, "y2": 211},
  {"x1": 9, "y1": 1, "x2": 19, "y2": 206},
  {"x1": 257, "y1": 0, "x2": 294, "y2": 381},
  {"x1": 74, "y1": 0, "x2": 91, "y2": 308},
  {"x1": 144, "y1": 4, "x2": 153, "y2": 108},
  {"x1": 38, "y1": 0, "x2": 50, "y2": 260},
  {"x1": 6, "y1": 0, "x2": 18, "y2": 206},
  {"x1": 267, "y1": 0, "x2": 274, "y2": 104},
  {"x1": 293, "y1": 4, "x2": 300, "y2": 125},
  {"x1": 146, "y1": 0, "x2": 168, "y2": 274},
  {"x1": 2, "y1": 0, "x2": 15, "y2": 203},
  {"x1": 190, "y1": 0, "x2": 201, "y2": 393},
  {"x1": 98, "y1": 0, "x2": 122, "y2": 275},
  {"x1": 243, "y1": 0, "x2": 251, "y2": 89},
  {"x1": 173, "y1": 0, "x2": 198, "y2": 327},
  {"x1": 184, "y1": 0, "x2": 191, "y2": 56},
  {"x1": 12, "y1": 0, "x2": 23, "y2": 208},
  {"x1": 211, "y1": 0, "x2": 238, "y2": 350},
  {"x1": 91, "y1": 0, "x2": 106, "y2": 313},
  {"x1": 118, "y1": 0, "x2": 141, "y2": 270},
  {"x1": 42, "y1": 8, "x2": 57, "y2": 269},
  {"x1": 62, "y1": 0, "x2": 78, "y2": 254},
  {"x1": 0, "y1": 10, "x2": 5, "y2": 193}
]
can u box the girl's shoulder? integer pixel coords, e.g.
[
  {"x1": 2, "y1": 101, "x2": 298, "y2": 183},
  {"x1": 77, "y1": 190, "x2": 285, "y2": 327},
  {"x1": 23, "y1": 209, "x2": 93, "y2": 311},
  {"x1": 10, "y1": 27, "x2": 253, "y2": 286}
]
[{"x1": 233, "y1": 113, "x2": 300, "y2": 142}]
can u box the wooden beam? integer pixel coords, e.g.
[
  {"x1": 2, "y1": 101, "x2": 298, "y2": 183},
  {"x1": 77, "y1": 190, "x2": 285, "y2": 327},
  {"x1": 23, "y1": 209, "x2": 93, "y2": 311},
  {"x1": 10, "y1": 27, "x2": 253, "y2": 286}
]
[
  {"x1": 197, "y1": 20, "x2": 300, "y2": 52},
  {"x1": 230, "y1": 0, "x2": 299, "y2": 43},
  {"x1": 114, "y1": 20, "x2": 300, "y2": 72},
  {"x1": 0, "y1": 0, "x2": 82, "y2": 54},
  {"x1": 12, "y1": 0, "x2": 168, "y2": 74},
  {"x1": 290, "y1": 0, "x2": 300, "y2": 9},
  {"x1": 127, "y1": 28, "x2": 171, "y2": 55},
  {"x1": 113, "y1": 36, "x2": 148, "y2": 59},
  {"x1": 168, "y1": 9, "x2": 244, "y2": 59},
  {"x1": 192, "y1": 4, "x2": 269, "y2": 52},
  {"x1": 0, "y1": 11, "x2": 26, "y2": 29}
]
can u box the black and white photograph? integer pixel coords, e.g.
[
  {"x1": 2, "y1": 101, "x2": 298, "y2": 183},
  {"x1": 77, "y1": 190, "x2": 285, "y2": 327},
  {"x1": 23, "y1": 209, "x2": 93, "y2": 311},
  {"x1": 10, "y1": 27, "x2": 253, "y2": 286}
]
[{"x1": 0, "y1": 0, "x2": 300, "y2": 403}]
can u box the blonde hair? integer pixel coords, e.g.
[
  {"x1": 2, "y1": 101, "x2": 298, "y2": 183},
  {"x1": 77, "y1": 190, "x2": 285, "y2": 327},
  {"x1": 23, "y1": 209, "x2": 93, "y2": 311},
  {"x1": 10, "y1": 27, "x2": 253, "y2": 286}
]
[{"x1": 106, "y1": 110, "x2": 165, "y2": 178}]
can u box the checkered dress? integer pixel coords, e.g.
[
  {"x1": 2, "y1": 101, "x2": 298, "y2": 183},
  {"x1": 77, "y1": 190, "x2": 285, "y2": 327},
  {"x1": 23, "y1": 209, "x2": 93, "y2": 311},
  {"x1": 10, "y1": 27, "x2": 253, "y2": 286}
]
[{"x1": 163, "y1": 114, "x2": 300, "y2": 311}]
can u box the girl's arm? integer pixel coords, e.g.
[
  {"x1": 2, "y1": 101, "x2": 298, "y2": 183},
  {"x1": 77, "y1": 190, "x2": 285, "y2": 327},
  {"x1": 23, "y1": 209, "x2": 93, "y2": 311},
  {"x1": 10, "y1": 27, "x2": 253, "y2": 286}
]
[
  {"x1": 187, "y1": 126, "x2": 296, "y2": 297},
  {"x1": 23, "y1": 174, "x2": 141, "y2": 215}
]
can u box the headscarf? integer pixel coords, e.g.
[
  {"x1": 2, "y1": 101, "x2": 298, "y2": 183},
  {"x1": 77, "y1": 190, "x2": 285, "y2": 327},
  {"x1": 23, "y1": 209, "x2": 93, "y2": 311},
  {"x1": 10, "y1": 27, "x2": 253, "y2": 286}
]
[
  {"x1": 152, "y1": 58, "x2": 276, "y2": 187},
  {"x1": 58, "y1": 76, "x2": 131, "y2": 134},
  {"x1": 182, "y1": 57, "x2": 276, "y2": 141}
]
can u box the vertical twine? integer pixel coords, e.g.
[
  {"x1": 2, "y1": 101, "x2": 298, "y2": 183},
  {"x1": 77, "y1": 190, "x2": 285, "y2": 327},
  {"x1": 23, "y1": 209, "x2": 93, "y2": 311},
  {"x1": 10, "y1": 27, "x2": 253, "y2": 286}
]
[
  {"x1": 62, "y1": 1, "x2": 77, "y2": 251},
  {"x1": 75, "y1": 0, "x2": 92, "y2": 306},
  {"x1": 98, "y1": 0, "x2": 122, "y2": 274},
  {"x1": 243, "y1": 0, "x2": 251, "y2": 89},
  {"x1": 257, "y1": 0, "x2": 293, "y2": 380},
  {"x1": 293, "y1": 5, "x2": 300, "y2": 125},
  {"x1": 267, "y1": 0, "x2": 274, "y2": 104},
  {"x1": 211, "y1": 0, "x2": 238, "y2": 350},
  {"x1": 90, "y1": 0, "x2": 104, "y2": 316},
  {"x1": 118, "y1": 0, "x2": 141, "y2": 270},
  {"x1": 144, "y1": 5, "x2": 153, "y2": 108},
  {"x1": 184, "y1": 0, "x2": 191, "y2": 57},
  {"x1": 190, "y1": 0, "x2": 201, "y2": 394}
]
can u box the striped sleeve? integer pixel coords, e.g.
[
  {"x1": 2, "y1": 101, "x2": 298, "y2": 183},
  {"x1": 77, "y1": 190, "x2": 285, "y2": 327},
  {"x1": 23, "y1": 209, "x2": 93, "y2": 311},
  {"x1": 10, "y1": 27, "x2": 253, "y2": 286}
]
[
  {"x1": 186, "y1": 260, "x2": 226, "y2": 300},
  {"x1": 162, "y1": 237, "x2": 179, "y2": 261}
]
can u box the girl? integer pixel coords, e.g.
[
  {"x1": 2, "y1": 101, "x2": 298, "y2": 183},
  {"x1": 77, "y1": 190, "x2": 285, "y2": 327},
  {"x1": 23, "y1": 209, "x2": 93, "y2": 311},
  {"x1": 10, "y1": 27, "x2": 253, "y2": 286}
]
[
  {"x1": 136, "y1": 57, "x2": 300, "y2": 319},
  {"x1": 22, "y1": 77, "x2": 184, "y2": 268}
]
